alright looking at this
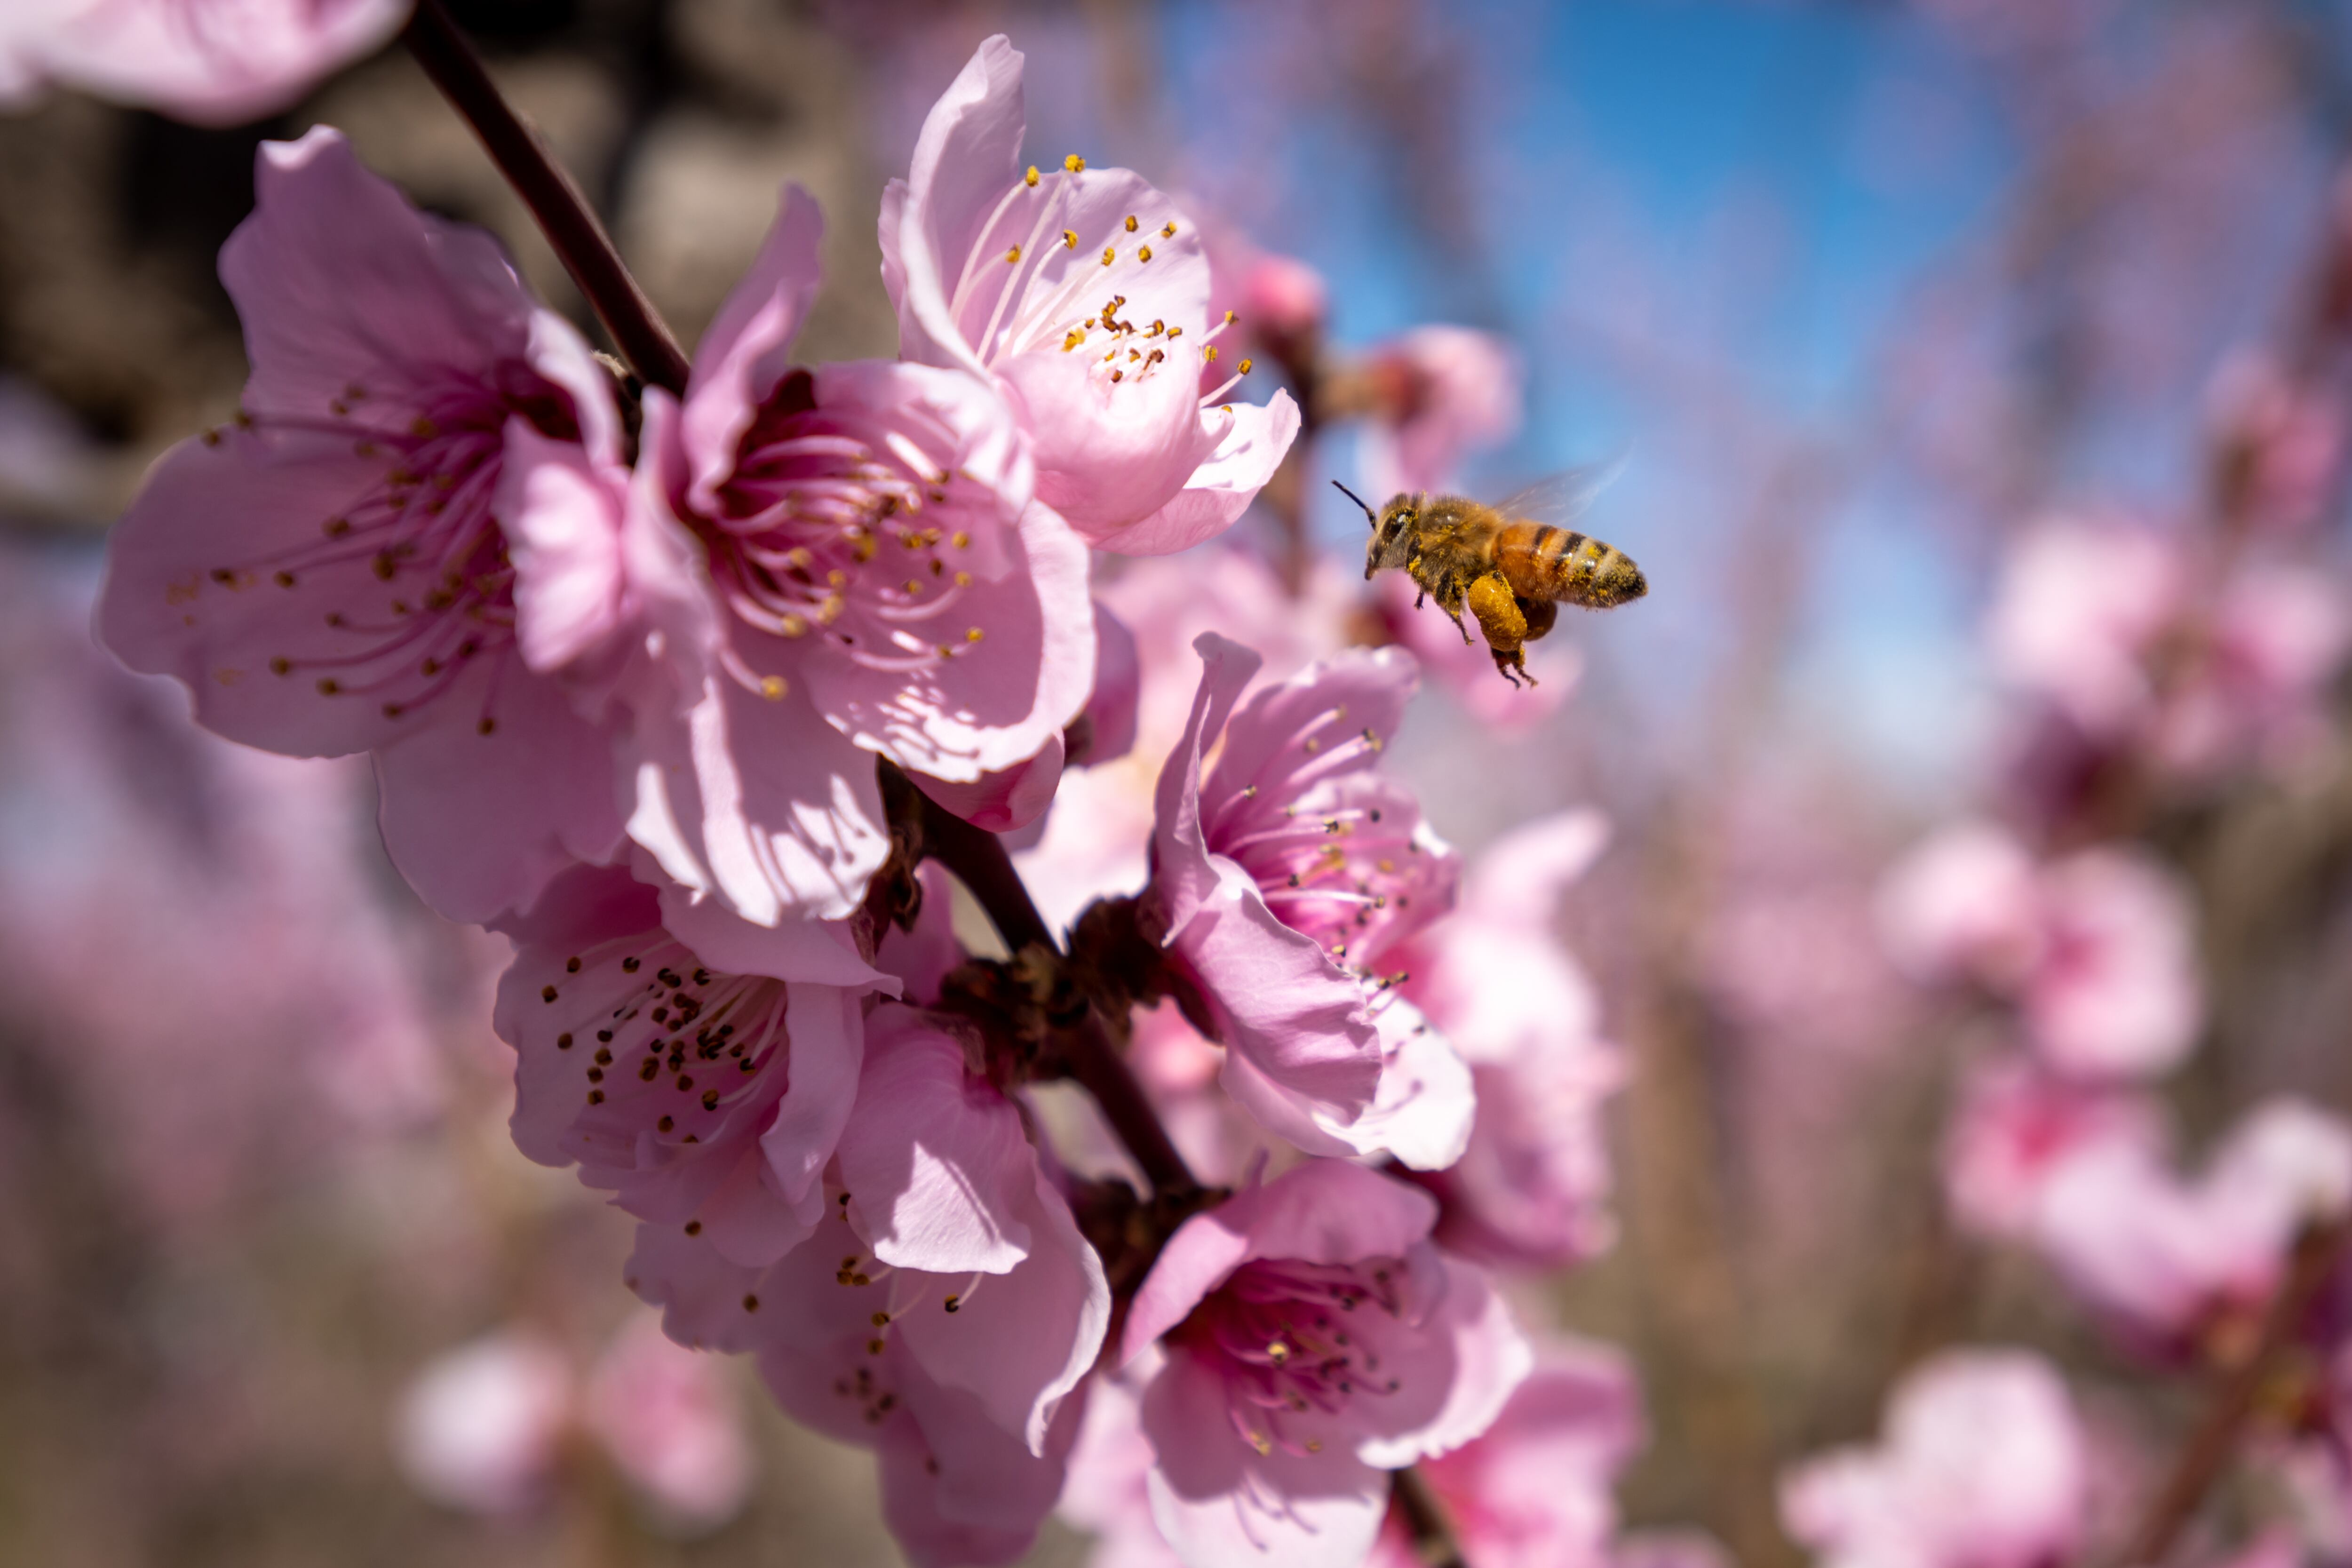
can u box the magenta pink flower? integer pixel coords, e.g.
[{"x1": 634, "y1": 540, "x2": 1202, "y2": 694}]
[
  {"x1": 97, "y1": 127, "x2": 628, "y2": 923},
  {"x1": 392, "y1": 1330, "x2": 572, "y2": 1516},
  {"x1": 1941, "y1": 1056, "x2": 2166, "y2": 1241},
  {"x1": 1780, "y1": 1349, "x2": 2089, "y2": 1568},
  {"x1": 1116, "y1": 1159, "x2": 1532, "y2": 1568},
  {"x1": 879, "y1": 35, "x2": 1300, "y2": 556},
  {"x1": 1148, "y1": 632, "x2": 1468, "y2": 1163},
  {"x1": 608, "y1": 188, "x2": 1092, "y2": 926},
  {"x1": 1368, "y1": 1339, "x2": 1644, "y2": 1568},
  {"x1": 494, "y1": 862, "x2": 882, "y2": 1269},
  {"x1": 1, "y1": 0, "x2": 405, "y2": 125},
  {"x1": 1398, "y1": 811, "x2": 1622, "y2": 1268},
  {"x1": 2031, "y1": 1098, "x2": 2352, "y2": 1351},
  {"x1": 1354, "y1": 326, "x2": 1524, "y2": 499},
  {"x1": 583, "y1": 1313, "x2": 754, "y2": 1533}
]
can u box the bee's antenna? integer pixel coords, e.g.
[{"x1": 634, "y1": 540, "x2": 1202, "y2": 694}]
[{"x1": 1331, "y1": 480, "x2": 1378, "y2": 528}]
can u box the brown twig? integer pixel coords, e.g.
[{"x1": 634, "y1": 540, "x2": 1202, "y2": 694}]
[
  {"x1": 1393, "y1": 1465, "x2": 1470, "y2": 1568},
  {"x1": 2119, "y1": 1218, "x2": 2351, "y2": 1567},
  {"x1": 400, "y1": 0, "x2": 691, "y2": 396}
]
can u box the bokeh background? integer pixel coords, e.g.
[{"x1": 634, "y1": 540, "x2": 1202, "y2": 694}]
[{"x1": 6, "y1": 0, "x2": 2352, "y2": 1563}]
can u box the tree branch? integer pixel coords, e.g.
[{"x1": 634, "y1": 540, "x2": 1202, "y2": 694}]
[
  {"x1": 400, "y1": 0, "x2": 691, "y2": 396},
  {"x1": 2120, "y1": 1218, "x2": 2352, "y2": 1567}
]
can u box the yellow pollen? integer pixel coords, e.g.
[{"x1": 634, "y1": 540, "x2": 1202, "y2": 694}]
[
  {"x1": 1224, "y1": 309, "x2": 1238, "y2": 324},
  {"x1": 1024, "y1": 164, "x2": 1040, "y2": 187},
  {"x1": 1124, "y1": 215, "x2": 1138, "y2": 232},
  {"x1": 1267, "y1": 1341, "x2": 1291, "y2": 1365},
  {"x1": 760, "y1": 676, "x2": 787, "y2": 701},
  {"x1": 1063, "y1": 329, "x2": 1085, "y2": 351},
  {"x1": 1062, "y1": 229, "x2": 1078, "y2": 249},
  {"x1": 966, "y1": 627, "x2": 984, "y2": 643},
  {"x1": 1148, "y1": 320, "x2": 1164, "y2": 336},
  {"x1": 1162, "y1": 221, "x2": 1177, "y2": 237},
  {"x1": 786, "y1": 547, "x2": 813, "y2": 570},
  {"x1": 952, "y1": 531, "x2": 971, "y2": 548},
  {"x1": 1205, "y1": 345, "x2": 1219, "y2": 362},
  {"x1": 871, "y1": 1311, "x2": 891, "y2": 1327},
  {"x1": 1168, "y1": 326, "x2": 1183, "y2": 338},
  {"x1": 818, "y1": 595, "x2": 845, "y2": 624},
  {"x1": 1004, "y1": 244, "x2": 1021, "y2": 264},
  {"x1": 780, "y1": 613, "x2": 808, "y2": 638},
  {"x1": 1305, "y1": 1439, "x2": 1322, "y2": 1454},
  {"x1": 1101, "y1": 246, "x2": 1116, "y2": 266},
  {"x1": 1249, "y1": 1433, "x2": 1272, "y2": 1457},
  {"x1": 954, "y1": 571, "x2": 973, "y2": 587},
  {"x1": 827, "y1": 569, "x2": 848, "y2": 587},
  {"x1": 1138, "y1": 245, "x2": 1153, "y2": 262},
  {"x1": 903, "y1": 579, "x2": 922, "y2": 595},
  {"x1": 1111, "y1": 369, "x2": 1124, "y2": 382},
  {"x1": 1064, "y1": 153, "x2": 1086, "y2": 173},
  {"x1": 1239, "y1": 357, "x2": 1254, "y2": 374}
]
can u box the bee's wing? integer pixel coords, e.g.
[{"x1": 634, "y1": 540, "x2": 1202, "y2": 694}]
[{"x1": 1489, "y1": 453, "x2": 1630, "y2": 525}]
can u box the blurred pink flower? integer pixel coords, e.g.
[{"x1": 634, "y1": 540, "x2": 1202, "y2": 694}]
[
  {"x1": 1196, "y1": 214, "x2": 1329, "y2": 366},
  {"x1": 493, "y1": 862, "x2": 882, "y2": 1268},
  {"x1": 1356, "y1": 326, "x2": 1524, "y2": 500},
  {"x1": 1779, "y1": 1349, "x2": 2089, "y2": 1568},
  {"x1": 879, "y1": 35, "x2": 1300, "y2": 555},
  {"x1": 1368, "y1": 1338, "x2": 1644, "y2": 1568},
  {"x1": 392, "y1": 1330, "x2": 571, "y2": 1516},
  {"x1": 630, "y1": 1003, "x2": 1109, "y2": 1456},
  {"x1": 1117, "y1": 1159, "x2": 1533, "y2": 1568},
  {"x1": 1986, "y1": 518, "x2": 2182, "y2": 740},
  {"x1": 97, "y1": 126, "x2": 627, "y2": 924},
  {"x1": 1399, "y1": 811, "x2": 1622, "y2": 1268},
  {"x1": 2156, "y1": 562, "x2": 2351, "y2": 777},
  {"x1": 584, "y1": 1313, "x2": 754, "y2": 1532},
  {"x1": 1879, "y1": 826, "x2": 2202, "y2": 1081},
  {"x1": 0, "y1": 0, "x2": 405, "y2": 125},
  {"x1": 2206, "y1": 350, "x2": 2347, "y2": 535},
  {"x1": 1148, "y1": 632, "x2": 1468, "y2": 1164},
  {"x1": 613, "y1": 188, "x2": 1091, "y2": 924},
  {"x1": 1942, "y1": 1056, "x2": 2166, "y2": 1241},
  {"x1": 2032, "y1": 1098, "x2": 2352, "y2": 1351}
]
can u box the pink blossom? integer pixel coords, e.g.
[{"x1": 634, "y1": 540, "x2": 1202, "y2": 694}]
[
  {"x1": 1062, "y1": 1373, "x2": 1188, "y2": 1568},
  {"x1": 1148, "y1": 632, "x2": 1469, "y2": 1164},
  {"x1": 392, "y1": 1330, "x2": 571, "y2": 1516},
  {"x1": 2205, "y1": 350, "x2": 2346, "y2": 535},
  {"x1": 2032, "y1": 1098, "x2": 2352, "y2": 1350},
  {"x1": 603, "y1": 188, "x2": 1093, "y2": 925},
  {"x1": 1355, "y1": 326, "x2": 1524, "y2": 499},
  {"x1": 1197, "y1": 216, "x2": 1329, "y2": 358},
  {"x1": 1877, "y1": 822, "x2": 2044, "y2": 990},
  {"x1": 584, "y1": 1313, "x2": 754, "y2": 1532},
  {"x1": 1779, "y1": 1349, "x2": 2089, "y2": 1568},
  {"x1": 1986, "y1": 518, "x2": 2182, "y2": 739},
  {"x1": 1118, "y1": 1159, "x2": 1533, "y2": 1568},
  {"x1": 1942, "y1": 1056, "x2": 2166, "y2": 1241},
  {"x1": 97, "y1": 127, "x2": 627, "y2": 924},
  {"x1": 879, "y1": 35, "x2": 1301, "y2": 555},
  {"x1": 493, "y1": 862, "x2": 882, "y2": 1269},
  {"x1": 1, "y1": 0, "x2": 405, "y2": 125},
  {"x1": 1369, "y1": 1338, "x2": 1644, "y2": 1568},
  {"x1": 1399, "y1": 811, "x2": 1622, "y2": 1267},
  {"x1": 2157, "y1": 562, "x2": 2351, "y2": 776},
  {"x1": 2027, "y1": 847, "x2": 2201, "y2": 1079},
  {"x1": 629, "y1": 1003, "x2": 1110, "y2": 1456}
]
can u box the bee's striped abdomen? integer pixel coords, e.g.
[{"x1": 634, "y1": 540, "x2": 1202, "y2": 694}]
[{"x1": 1494, "y1": 519, "x2": 1646, "y2": 609}]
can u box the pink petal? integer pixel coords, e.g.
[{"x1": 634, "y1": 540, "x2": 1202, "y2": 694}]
[
  {"x1": 682, "y1": 185, "x2": 825, "y2": 513},
  {"x1": 15, "y1": 0, "x2": 407, "y2": 125},
  {"x1": 1081, "y1": 391, "x2": 1303, "y2": 557},
  {"x1": 500, "y1": 418, "x2": 628, "y2": 674},
  {"x1": 1351, "y1": 1252, "x2": 1532, "y2": 1467}
]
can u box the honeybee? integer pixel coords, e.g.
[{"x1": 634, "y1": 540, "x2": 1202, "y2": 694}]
[{"x1": 1337, "y1": 466, "x2": 1647, "y2": 687}]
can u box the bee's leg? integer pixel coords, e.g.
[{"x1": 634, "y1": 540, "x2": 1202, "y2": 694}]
[
  {"x1": 1465, "y1": 573, "x2": 1533, "y2": 685},
  {"x1": 1490, "y1": 646, "x2": 1533, "y2": 687},
  {"x1": 1430, "y1": 575, "x2": 1472, "y2": 642}
]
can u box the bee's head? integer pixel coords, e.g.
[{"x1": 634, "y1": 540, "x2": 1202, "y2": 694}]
[{"x1": 1335, "y1": 481, "x2": 1418, "y2": 580}]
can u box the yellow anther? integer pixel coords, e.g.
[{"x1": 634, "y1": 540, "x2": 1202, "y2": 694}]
[
  {"x1": 1224, "y1": 309, "x2": 1238, "y2": 324},
  {"x1": 1063, "y1": 229, "x2": 1078, "y2": 249},
  {"x1": 760, "y1": 676, "x2": 787, "y2": 701},
  {"x1": 1167, "y1": 326, "x2": 1183, "y2": 338},
  {"x1": 1064, "y1": 154, "x2": 1086, "y2": 173},
  {"x1": 951, "y1": 531, "x2": 971, "y2": 548},
  {"x1": 966, "y1": 627, "x2": 984, "y2": 643},
  {"x1": 1063, "y1": 329, "x2": 1085, "y2": 351},
  {"x1": 1111, "y1": 368, "x2": 1124, "y2": 382},
  {"x1": 1005, "y1": 244, "x2": 1021, "y2": 264},
  {"x1": 1267, "y1": 1341, "x2": 1291, "y2": 1365},
  {"x1": 1101, "y1": 246, "x2": 1116, "y2": 266},
  {"x1": 1238, "y1": 357, "x2": 1254, "y2": 374},
  {"x1": 954, "y1": 571, "x2": 973, "y2": 587},
  {"x1": 1205, "y1": 345, "x2": 1220, "y2": 362},
  {"x1": 1162, "y1": 221, "x2": 1177, "y2": 238},
  {"x1": 1124, "y1": 215, "x2": 1138, "y2": 232},
  {"x1": 1024, "y1": 164, "x2": 1040, "y2": 187},
  {"x1": 1138, "y1": 245, "x2": 1153, "y2": 263}
]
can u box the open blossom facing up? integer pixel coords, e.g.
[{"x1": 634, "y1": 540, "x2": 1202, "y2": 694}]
[
  {"x1": 1148, "y1": 632, "x2": 1468, "y2": 1165},
  {"x1": 0, "y1": 0, "x2": 406, "y2": 124},
  {"x1": 1780, "y1": 1349, "x2": 2089, "y2": 1568},
  {"x1": 627, "y1": 1004, "x2": 1109, "y2": 1565},
  {"x1": 97, "y1": 127, "x2": 626, "y2": 923},
  {"x1": 611, "y1": 187, "x2": 1092, "y2": 928},
  {"x1": 494, "y1": 862, "x2": 881, "y2": 1269},
  {"x1": 880, "y1": 35, "x2": 1301, "y2": 556},
  {"x1": 1398, "y1": 811, "x2": 1621, "y2": 1267},
  {"x1": 1878, "y1": 824, "x2": 2202, "y2": 1081},
  {"x1": 1119, "y1": 1159, "x2": 1532, "y2": 1568}
]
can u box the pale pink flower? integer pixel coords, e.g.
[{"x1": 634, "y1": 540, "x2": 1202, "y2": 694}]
[
  {"x1": 1197, "y1": 215, "x2": 1328, "y2": 364},
  {"x1": 629, "y1": 1003, "x2": 1110, "y2": 1456},
  {"x1": 879, "y1": 35, "x2": 1301, "y2": 555},
  {"x1": 392, "y1": 1330, "x2": 572, "y2": 1516},
  {"x1": 1118, "y1": 1159, "x2": 1533, "y2": 1568},
  {"x1": 1062, "y1": 1373, "x2": 1187, "y2": 1568},
  {"x1": 1986, "y1": 518, "x2": 2182, "y2": 739},
  {"x1": 607, "y1": 188, "x2": 1092, "y2": 926},
  {"x1": 1779, "y1": 1349, "x2": 2089, "y2": 1568},
  {"x1": 2206, "y1": 350, "x2": 2346, "y2": 535},
  {"x1": 1368, "y1": 1338, "x2": 1644, "y2": 1568},
  {"x1": 1355, "y1": 326, "x2": 1524, "y2": 500},
  {"x1": 2157, "y1": 563, "x2": 2351, "y2": 776},
  {"x1": 2032, "y1": 1098, "x2": 2352, "y2": 1350},
  {"x1": 493, "y1": 862, "x2": 882, "y2": 1269},
  {"x1": 584, "y1": 1313, "x2": 754, "y2": 1532},
  {"x1": 2027, "y1": 847, "x2": 2201, "y2": 1080},
  {"x1": 1147, "y1": 632, "x2": 1469, "y2": 1164},
  {"x1": 1398, "y1": 811, "x2": 1622, "y2": 1268},
  {"x1": 1877, "y1": 822, "x2": 2045, "y2": 991},
  {"x1": 1, "y1": 0, "x2": 405, "y2": 125},
  {"x1": 97, "y1": 127, "x2": 627, "y2": 924},
  {"x1": 1941, "y1": 1056, "x2": 2166, "y2": 1241}
]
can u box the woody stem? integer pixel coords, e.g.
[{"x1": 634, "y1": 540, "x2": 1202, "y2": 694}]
[
  {"x1": 400, "y1": 0, "x2": 692, "y2": 396},
  {"x1": 2118, "y1": 1218, "x2": 2352, "y2": 1567}
]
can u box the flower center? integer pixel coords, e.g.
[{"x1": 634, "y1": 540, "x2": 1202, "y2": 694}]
[
  {"x1": 230, "y1": 367, "x2": 580, "y2": 733},
  {"x1": 1173, "y1": 1257, "x2": 1416, "y2": 1458}
]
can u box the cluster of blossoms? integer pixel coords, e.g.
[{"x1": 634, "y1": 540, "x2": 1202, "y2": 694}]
[{"x1": 85, "y1": 27, "x2": 1638, "y2": 1566}]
